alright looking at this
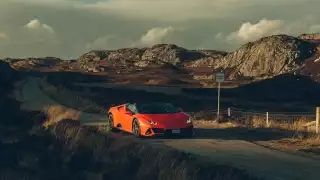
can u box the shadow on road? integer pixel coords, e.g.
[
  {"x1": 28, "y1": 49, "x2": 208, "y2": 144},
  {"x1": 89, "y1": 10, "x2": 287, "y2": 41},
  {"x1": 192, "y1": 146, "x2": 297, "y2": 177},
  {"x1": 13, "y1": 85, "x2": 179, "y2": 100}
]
[
  {"x1": 136, "y1": 127, "x2": 306, "y2": 141},
  {"x1": 192, "y1": 127, "x2": 305, "y2": 141}
]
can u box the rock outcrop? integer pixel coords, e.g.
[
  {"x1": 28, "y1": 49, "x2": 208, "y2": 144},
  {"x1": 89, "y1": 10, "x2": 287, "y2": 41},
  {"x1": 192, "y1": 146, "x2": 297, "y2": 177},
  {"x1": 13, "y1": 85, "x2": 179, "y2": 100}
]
[
  {"x1": 299, "y1": 33, "x2": 320, "y2": 44},
  {"x1": 78, "y1": 44, "x2": 209, "y2": 69},
  {"x1": 136, "y1": 44, "x2": 207, "y2": 67},
  {"x1": 183, "y1": 50, "x2": 228, "y2": 68},
  {"x1": 213, "y1": 34, "x2": 317, "y2": 78},
  {"x1": 4, "y1": 57, "x2": 63, "y2": 70}
]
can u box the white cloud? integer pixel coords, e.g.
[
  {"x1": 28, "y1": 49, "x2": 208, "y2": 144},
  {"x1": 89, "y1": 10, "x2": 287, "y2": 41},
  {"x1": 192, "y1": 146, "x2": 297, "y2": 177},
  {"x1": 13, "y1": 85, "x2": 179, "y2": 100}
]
[
  {"x1": 87, "y1": 27, "x2": 179, "y2": 50},
  {"x1": 86, "y1": 35, "x2": 132, "y2": 50},
  {"x1": 139, "y1": 26, "x2": 175, "y2": 46},
  {"x1": 24, "y1": 19, "x2": 55, "y2": 34},
  {"x1": 214, "y1": 33, "x2": 223, "y2": 39},
  {"x1": 215, "y1": 18, "x2": 320, "y2": 48},
  {"x1": 0, "y1": 32, "x2": 9, "y2": 40},
  {"x1": 86, "y1": 35, "x2": 115, "y2": 50},
  {"x1": 226, "y1": 19, "x2": 285, "y2": 42}
]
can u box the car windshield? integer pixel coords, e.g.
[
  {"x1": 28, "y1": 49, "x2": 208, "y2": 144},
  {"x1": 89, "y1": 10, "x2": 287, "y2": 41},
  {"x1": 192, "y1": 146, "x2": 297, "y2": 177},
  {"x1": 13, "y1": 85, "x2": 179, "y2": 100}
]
[{"x1": 137, "y1": 102, "x2": 180, "y2": 114}]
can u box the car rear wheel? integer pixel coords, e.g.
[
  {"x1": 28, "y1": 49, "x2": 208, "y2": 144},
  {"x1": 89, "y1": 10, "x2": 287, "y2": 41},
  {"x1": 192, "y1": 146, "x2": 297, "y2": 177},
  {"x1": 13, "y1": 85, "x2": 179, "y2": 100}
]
[
  {"x1": 104, "y1": 113, "x2": 116, "y2": 132},
  {"x1": 132, "y1": 118, "x2": 141, "y2": 137}
]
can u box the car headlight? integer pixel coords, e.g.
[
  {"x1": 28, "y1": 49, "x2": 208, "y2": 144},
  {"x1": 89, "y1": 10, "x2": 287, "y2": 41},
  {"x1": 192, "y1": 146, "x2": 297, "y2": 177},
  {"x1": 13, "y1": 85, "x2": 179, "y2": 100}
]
[
  {"x1": 186, "y1": 117, "x2": 192, "y2": 123},
  {"x1": 147, "y1": 120, "x2": 158, "y2": 125}
]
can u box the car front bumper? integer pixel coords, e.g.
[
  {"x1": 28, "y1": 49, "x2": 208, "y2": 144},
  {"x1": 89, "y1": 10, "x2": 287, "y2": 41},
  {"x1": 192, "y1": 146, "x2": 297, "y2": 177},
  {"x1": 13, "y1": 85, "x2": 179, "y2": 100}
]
[{"x1": 141, "y1": 125, "x2": 194, "y2": 137}]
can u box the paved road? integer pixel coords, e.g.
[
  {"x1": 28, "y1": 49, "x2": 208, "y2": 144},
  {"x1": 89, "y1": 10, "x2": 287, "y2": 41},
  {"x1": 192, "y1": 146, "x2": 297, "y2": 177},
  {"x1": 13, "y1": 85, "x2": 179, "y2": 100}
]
[
  {"x1": 20, "y1": 77, "x2": 106, "y2": 122},
  {"x1": 20, "y1": 77, "x2": 320, "y2": 180}
]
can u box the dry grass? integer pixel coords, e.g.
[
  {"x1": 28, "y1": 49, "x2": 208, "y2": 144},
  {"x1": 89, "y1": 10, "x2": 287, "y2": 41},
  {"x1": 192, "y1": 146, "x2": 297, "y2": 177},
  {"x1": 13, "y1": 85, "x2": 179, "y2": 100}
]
[
  {"x1": 199, "y1": 81, "x2": 239, "y2": 88},
  {"x1": 194, "y1": 120, "x2": 243, "y2": 128},
  {"x1": 41, "y1": 104, "x2": 80, "y2": 128},
  {"x1": 256, "y1": 135, "x2": 320, "y2": 155},
  {"x1": 40, "y1": 79, "x2": 106, "y2": 113},
  {"x1": 248, "y1": 116, "x2": 315, "y2": 132},
  {"x1": 145, "y1": 79, "x2": 163, "y2": 85},
  {"x1": 195, "y1": 113, "x2": 316, "y2": 133}
]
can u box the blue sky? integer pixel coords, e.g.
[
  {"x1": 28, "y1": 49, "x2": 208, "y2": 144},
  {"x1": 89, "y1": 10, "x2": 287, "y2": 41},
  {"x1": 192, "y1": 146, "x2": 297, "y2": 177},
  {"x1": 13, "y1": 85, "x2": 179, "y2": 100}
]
[{"x1": 0, "y1": 0, "x2": 319, "y2": 58}]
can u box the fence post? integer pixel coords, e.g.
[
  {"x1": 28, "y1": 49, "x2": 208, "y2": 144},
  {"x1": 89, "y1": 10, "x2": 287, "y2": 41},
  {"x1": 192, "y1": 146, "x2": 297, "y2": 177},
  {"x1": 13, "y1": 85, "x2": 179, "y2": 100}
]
[
  {"x1": 316, "y1": 107, "x2": 320, "y2": 134},
  {"x1": 266, "y1": 112, "x2": 269, "y2": 127},
  {"x1": 244, "y1": 112, "x2": 249, "y2": 127}
]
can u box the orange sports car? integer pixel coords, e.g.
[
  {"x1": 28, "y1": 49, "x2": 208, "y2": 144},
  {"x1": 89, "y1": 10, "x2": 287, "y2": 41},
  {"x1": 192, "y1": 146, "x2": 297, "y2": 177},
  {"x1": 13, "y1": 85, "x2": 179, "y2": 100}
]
[{"x1": 107, "y1": 102, "x2": 194, "y2": 137}]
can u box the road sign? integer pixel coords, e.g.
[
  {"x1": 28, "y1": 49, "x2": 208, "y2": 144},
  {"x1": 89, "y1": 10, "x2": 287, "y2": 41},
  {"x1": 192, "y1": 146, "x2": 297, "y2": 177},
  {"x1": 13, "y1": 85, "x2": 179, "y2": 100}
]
[
  {"x1": 215, "y1": 71, "x2": 225, "y2": 121},
  {"x1": 215, "y1": 72, "x2": 225, "y2": 83}
]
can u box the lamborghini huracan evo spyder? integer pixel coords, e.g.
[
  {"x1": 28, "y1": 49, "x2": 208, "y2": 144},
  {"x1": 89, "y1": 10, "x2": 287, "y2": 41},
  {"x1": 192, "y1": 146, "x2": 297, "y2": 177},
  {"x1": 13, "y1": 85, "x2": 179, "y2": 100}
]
[{"x1": 107, "y1": 102, "x2": 194, "y2": 137}]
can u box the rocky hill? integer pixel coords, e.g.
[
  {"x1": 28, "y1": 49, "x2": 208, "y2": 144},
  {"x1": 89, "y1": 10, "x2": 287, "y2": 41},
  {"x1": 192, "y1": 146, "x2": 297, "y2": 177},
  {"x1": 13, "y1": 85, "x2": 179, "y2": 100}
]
[
  {"x1": 213, "y1": 34, "x2": 318, "y2": 79},
  {"x1": 77, "y1": 44, "x2": 217, "y2": 69},
  {"x1": 299, "y1": 33, "x2": 320, "y2": 44},
  {"x1": 2, "y1": 57, "x2": 63, "y2": 70},
  {"x1": 77, "y1": 34, "x2": 320, "y2": 81},
  {"x1": 3, "y1": 33, "x2": 320, "y2": 84}
]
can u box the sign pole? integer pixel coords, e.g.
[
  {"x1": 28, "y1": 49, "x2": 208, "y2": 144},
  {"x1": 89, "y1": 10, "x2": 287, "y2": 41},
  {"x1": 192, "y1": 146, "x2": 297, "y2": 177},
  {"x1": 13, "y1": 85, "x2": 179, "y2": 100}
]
[
  {"x1": 217, "y1": 82, "x2": 221, "y2": 121},
  {"x1": 215, "y1": 71, "x2": 225, "y2": 122}
]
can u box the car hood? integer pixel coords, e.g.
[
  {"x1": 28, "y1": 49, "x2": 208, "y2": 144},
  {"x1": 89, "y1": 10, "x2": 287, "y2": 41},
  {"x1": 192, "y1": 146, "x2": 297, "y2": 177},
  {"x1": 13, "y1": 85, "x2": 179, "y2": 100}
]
[{"x1": 138, "y1": 112, "x2": 190, "y2": 127}]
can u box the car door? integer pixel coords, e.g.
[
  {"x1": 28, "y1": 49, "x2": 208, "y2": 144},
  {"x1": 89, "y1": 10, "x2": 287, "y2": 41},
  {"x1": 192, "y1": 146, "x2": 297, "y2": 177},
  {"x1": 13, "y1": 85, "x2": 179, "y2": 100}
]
[{"x1": 122, "y1": 104, "x2": 135, "y2": 132}]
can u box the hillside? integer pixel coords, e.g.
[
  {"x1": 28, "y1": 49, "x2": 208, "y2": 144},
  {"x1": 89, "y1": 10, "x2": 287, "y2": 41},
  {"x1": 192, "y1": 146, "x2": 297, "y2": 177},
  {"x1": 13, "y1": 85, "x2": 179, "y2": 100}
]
[
  {"x1": 213, "y1": 34, "x2": 318, "y2": 79},
  {"x1": 78, "y1": 44, "x2": 211, "y2": 69},
  {"x1": 182, "y1": 50, "x2": 229, "y2": 68},
  {"x1": 2, "y1": 34, "x2": 320, "y2": 87},
  {"x1": 76, "y1": 34, "x2": 320, "y2": 82}
]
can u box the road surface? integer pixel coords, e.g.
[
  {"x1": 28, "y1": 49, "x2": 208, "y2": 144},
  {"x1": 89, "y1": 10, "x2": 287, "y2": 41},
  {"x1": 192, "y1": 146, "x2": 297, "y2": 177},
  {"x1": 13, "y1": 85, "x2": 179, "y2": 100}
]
[
  {"x1": 20, "y1": 77, "x2": 106, "y2": 122},
  {"x1": 19, "y1": 77, "x2": 320, "y2": 180}
]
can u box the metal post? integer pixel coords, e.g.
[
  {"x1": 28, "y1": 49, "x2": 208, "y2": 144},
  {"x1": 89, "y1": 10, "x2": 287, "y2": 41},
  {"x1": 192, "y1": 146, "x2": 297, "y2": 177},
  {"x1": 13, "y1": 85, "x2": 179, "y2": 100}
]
[
  {"x1": 244, "y1": 112, "x2": 248, "y2": 126},
  {"x1": 215, "y1": 71, "x2": 224, "y2": 122},
  {"x1": 316, "y1": 107, "x2": 320, "y2": 134},
  {"x1": 227, "y1": 107, "x2": 231, "y2": 122},
  {"x1": 217, "y1": 82, "x2": 221, "y2": 121},
  {"x1": 266, "y1": 112, "x2": 269, "y2": 127}
]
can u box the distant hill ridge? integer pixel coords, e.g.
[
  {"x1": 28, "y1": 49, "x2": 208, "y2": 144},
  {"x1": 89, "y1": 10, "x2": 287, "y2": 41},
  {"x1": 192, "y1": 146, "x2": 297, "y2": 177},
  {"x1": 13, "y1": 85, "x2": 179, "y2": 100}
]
[{"x1": 2, "y1": 34, "x2": 320, "y2": 81}]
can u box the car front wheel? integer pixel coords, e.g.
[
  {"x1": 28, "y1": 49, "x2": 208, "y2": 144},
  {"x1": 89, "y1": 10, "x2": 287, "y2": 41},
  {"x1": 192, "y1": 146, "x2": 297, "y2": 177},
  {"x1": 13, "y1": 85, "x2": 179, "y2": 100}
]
[{"x1": 132, "y1": 118, "x2": 141, "y2": 137}]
